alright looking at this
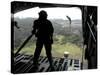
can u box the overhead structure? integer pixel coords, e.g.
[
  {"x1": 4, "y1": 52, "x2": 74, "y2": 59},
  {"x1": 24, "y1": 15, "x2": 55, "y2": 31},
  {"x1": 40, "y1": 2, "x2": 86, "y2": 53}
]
[{"x1": 11, "y1": 1, "x2": 82, "y2": 14}]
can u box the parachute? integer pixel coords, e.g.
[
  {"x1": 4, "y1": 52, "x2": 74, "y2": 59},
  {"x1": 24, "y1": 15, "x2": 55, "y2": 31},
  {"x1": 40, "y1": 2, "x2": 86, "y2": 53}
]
[
  {"x1": 66, "y1": 16, "x2": 71, "y2": 25},
  {"x1": 66, "y1": 16, "x2": 72, "y2": 33}
]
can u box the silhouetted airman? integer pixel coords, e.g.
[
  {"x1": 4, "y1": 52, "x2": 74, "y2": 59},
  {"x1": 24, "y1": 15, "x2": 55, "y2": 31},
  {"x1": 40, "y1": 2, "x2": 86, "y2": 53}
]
[{"x1": 32, "y1": 10, "x2": 54, "y2": 70}]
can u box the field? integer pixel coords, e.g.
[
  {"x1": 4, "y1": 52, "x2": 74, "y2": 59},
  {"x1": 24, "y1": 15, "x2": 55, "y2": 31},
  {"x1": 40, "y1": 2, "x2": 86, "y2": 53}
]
[{"x1": 14, "y1": 35, "x2": 83, "y2": 60}]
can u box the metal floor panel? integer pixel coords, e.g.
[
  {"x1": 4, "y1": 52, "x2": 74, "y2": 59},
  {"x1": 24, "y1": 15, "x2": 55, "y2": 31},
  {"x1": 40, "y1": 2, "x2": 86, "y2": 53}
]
[{"x1": 13, "y1": 54, "x2": 81, "y2": 73}]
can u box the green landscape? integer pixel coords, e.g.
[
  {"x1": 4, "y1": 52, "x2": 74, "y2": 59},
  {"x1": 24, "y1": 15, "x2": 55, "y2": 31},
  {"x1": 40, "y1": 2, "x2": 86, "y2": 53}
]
[{"x1": 14, "y1": 18, "x2": 83, "y2": 60}]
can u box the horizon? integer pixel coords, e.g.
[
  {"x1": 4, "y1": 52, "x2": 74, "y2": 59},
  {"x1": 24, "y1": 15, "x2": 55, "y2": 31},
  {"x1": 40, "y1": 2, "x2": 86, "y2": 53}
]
[{"x1": 14, "y1": 17, "x2": 81, "y2": 20}]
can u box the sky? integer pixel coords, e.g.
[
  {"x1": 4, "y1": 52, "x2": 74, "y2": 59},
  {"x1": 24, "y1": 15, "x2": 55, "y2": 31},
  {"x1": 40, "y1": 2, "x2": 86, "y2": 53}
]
[{"x1": 14, "y1": 7, "x2": 81, "y2": 20}]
